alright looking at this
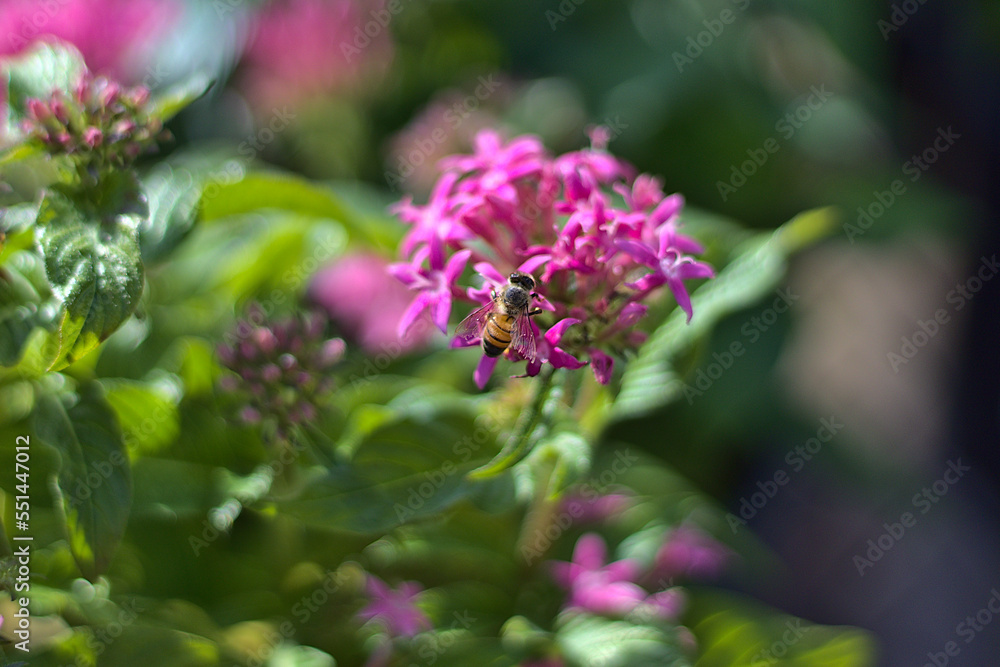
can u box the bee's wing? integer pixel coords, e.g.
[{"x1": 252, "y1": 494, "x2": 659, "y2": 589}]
[
  {"x1": 455, "y1": 301, "x2": 494, "y2": 342},
  {"x1": 509, "y1": 311, "x2": 537, "y2": 362}
]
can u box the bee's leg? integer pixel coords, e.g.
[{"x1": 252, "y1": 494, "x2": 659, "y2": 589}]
[{"x1": 527, "y1": 308, "x2": 543, "y2": 317}]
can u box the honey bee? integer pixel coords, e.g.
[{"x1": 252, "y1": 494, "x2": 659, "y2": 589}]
[{"x1": 456, "y1": 271, "x2": 542, "y2": 361}]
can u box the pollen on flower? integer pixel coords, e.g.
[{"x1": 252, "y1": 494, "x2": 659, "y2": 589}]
[{"x1": 389, "y1": 128, "x2": 715, "y2": 387}]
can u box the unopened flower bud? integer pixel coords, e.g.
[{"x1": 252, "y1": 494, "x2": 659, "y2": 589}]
[
  {"x1": 317, "y1": 338, "x2": 346, "y2": 367},
  {"x1": 261, "y1": 364, "x2": 281, "y2": 383},
  {"x1": 83, "y1": 127, "x2": 103, "y2": 148},
  {"x1": 252, "y1": 328, "x2": 279, "y2": 355}
]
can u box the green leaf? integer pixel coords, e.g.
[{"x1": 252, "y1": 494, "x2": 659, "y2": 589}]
[
  {"x1": 281, "y1": 407, "x2": 507, "y2": 533},
  {"x1": 688, "y1": 589, "x2": 876, "y2": 666},
  {"x1": 198, "y1": 172, "x2": 399, "y2": 249},
  {"x1": 32, "y1": 383, "x2": 132, "y2": 580},
  {"x1": 139, "y1": 163, "x2": 203, "y2": 262},
  {"x1": 613, "y1": 207, "x2": 836, "y2": 420},
  {"x1": 557, "y1": 614, "x2": 690, "y2": 667},
  {"x1": 100, "y1": 378, "x2": 180, "y2": 457},
  {"x1": 0, "y1": 142, "x2": 43, "y2": 167},
  {"x1": 2, "y1": 41, "x2": 87, "y2": 139},
  {"x1": 147, "y1": 72, "x2": 214, "y2": 123},
  {"x1": 0, "y1": 257, "x2": 44, "y2": 366},
  {"x1": 36, "y1": 175, "x2": 146, "y2": 369}
]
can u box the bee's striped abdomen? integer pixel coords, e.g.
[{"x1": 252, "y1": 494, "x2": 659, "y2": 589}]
[{"x1": 482, "y1": 313, "x2": 515, "y2": 357}]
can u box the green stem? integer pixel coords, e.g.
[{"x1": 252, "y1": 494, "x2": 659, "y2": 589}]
[{"x1": 466, "y1": 366, "x2": 558, "y2": 480}]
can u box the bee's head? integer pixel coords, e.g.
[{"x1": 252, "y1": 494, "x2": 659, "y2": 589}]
[{"x1": 509, "y1": 272, "x2": 535, "y2": 291}]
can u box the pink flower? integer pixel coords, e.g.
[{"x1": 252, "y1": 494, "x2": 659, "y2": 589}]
[
  {"x1": 560, "y1": 492, "x2": 633, "y2": 524},
  {"x1": 551, "y1": 533, "x2": 647, "y2": 616},
  {"x1": 390, "y1": 128, "x2": 714, "y2": 386},
  {"x1": 653, "y1": 525, "x2": 730, "y2": 581},
  {"x1": 615, "y1": 226, "x2": 715, "y2": 323},
  {"x1": 0, "y1": 0, "x2": 180, "y2": 83},
  {"x1": 356, "y1": 575, "x2": 431, "y2": 638},
  {"x1": 240, "y1": 0, "x2": 392, "y2": 112},
  {"x1": 390, "y1": 243, "x2": 472, "y2": 336},
  {"x1": 309, "y1": 253, "x2": 432, "y2": 355}
]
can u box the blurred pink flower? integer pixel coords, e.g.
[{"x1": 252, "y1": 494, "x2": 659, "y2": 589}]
[
  {"x1": 653, "y1": 524, "x2": 730, "y2": 581},
  {"x1": 240, "y1": 0, "x2": 392, "y2": 112},
  {"x1": 310, "y1": 253, "x2": 433, "y2": 355},
  {"x1": 0, "y1": 0, "x2": 181, "y2": 82},
  {"x1": 356, "y1": 575, "x2": 431, "y2": 638},
  {"x1": 560, "y1": 491, "x2": 633, "y2": 524},
  {"x1": 385, "y1": 89, "x2": 504, "y2": 194},
  {"x1": 550, "y1": 533, "x2": 646, "y2": 617}
]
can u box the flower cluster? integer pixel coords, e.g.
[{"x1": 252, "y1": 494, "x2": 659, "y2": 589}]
[
  {"x1": 390, "y1": 127, "x2": 714, "y2": 388},
  {"x1": 21, "y1": 71, "x2": 166, "y2": 172},
  {"x1": 217, "y1": 307, "x2": 345, "y2": 443}
]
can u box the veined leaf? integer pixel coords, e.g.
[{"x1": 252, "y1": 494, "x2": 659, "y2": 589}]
[
  {"x1": 613, "y1": 208, "x2": 836, "y2": 421},
  {"x1": 281, "y1": 407, "x2": 509, "y2": 533},
  {"x1": 33, "y1": 383, "x2": 132, "y2": 580},
  {"x1": 35, "y1": 175, "x2": 146, "y2": 370}
]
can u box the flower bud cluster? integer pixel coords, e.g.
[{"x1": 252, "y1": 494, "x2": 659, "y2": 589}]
[
  {"x1": 22, "y1": 72, "x2": 165, "y2": 171},
  {"x1": 217, "y1": 306, "x2": 345, "y2": 441}
]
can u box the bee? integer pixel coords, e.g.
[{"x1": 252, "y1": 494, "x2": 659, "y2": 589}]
[{"x1": 456, "y1": 271, "x2": 542, "y2": 361}]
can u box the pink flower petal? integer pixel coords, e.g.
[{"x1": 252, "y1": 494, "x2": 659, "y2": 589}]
[
  {"x1": 474, "y1": 355, "x2": 499, "y2": 389},
  {"x1": 445, "y1": 248, "x2": 473, "y2": 282},
  {"x1": 589, "y1": 349, "x2": 614, "y2": 384},
  {"x1": 544, "y1": 318, "x2": 581, "y2": 345},
  {"x1": 398, "y1": 293, "x2": 431, "y2": 337},
  {"x1": 614, "y1": 239, "x2": 658, "y2": 267}
]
